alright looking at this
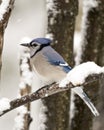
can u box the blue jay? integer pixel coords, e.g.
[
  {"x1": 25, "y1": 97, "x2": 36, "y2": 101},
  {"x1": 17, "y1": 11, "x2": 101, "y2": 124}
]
[
  {"x1": 21, "y1": 37, "x2": 99, "y2": 116},
  {"x1": 21, "y1": 38, "x2": 71, "y2": 84}
]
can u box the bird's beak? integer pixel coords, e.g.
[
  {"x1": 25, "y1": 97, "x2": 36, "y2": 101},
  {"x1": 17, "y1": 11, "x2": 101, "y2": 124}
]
[{"x1": 20, "y1": 43, "x2": 30, "y2": 47}]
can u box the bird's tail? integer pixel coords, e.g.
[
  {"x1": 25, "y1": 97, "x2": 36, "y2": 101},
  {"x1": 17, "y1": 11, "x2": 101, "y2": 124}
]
[{"x1": 72, "y1": 87, "x2": 99, "y2": 116}]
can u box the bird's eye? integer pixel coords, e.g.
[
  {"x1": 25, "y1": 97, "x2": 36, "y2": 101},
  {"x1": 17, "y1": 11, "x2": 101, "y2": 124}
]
[{"x1": 33, "y1": 44, "x2": 37, "y2": 47}]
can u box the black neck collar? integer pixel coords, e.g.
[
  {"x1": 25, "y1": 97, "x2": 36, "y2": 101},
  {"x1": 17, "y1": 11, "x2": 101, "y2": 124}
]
[{"x1": 31, "y1": 44, "x2": 50, "y2": 58}]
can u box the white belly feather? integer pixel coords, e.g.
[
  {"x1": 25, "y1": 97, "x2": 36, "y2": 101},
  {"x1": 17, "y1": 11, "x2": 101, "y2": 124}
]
[{"x1": 30, "y1": 52, "x2": 66, "y2": 85}]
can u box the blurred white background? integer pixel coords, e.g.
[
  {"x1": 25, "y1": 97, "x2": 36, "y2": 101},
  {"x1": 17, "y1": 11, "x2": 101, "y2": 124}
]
[{"x1": 0, "y1": 0, "x2": 47, "y2": 130}]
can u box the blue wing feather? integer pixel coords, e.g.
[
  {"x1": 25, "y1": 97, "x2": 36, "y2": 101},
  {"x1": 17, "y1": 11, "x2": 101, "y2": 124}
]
[
  {"x1": 42, "y1": 46, "x2": 72, "y2": 73},
  {"x1": 62, "y1": 66, "x2": 71, "y2": 73}
]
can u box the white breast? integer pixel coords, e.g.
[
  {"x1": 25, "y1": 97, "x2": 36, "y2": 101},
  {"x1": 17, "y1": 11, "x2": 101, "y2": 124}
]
[{"x1": 30, "y1": 52, "x2": 67, "y2": 85}]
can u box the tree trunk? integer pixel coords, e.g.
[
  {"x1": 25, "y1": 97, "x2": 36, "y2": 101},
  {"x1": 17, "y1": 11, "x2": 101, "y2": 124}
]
[
  {"x1": 92, "y1": 1, "x2": 104, "y2": 130},
  {"x1": 71, "y1": 0, "x2": 104, "y2": 130},
  {"x1": 42, "y1": 0, "x2": 78, "y2": 130},
  {"x1": 0, "y1": 0, "x2": 15, "y2": 78}
]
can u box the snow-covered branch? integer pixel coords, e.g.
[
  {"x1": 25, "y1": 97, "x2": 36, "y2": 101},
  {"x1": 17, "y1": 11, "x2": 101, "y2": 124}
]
[
  {"x1": 14, "y1": 38, "x2": 33, "y2": 130},
  {"x1": 0, "y1": 0, "x2": 14, "y2": 21},
  {"x1": 60, "y1": 62, "x2": 104, "y2": 87},
  {"x1": 0, "y1": 0, "x2": 10, "y2": 20},
  {"x1": 0, "y1": 62, "x2": 104, "y2": 117},
  {"x1": 0, "y1": 0, "x2": 15, "y2": 77}
]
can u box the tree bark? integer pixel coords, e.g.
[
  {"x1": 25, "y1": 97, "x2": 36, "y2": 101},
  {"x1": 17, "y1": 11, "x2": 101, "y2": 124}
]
[
  {"x1": 0, "y1": 0, "x2": 15, "y2": 78},
  {"x1": 42, "y1": 0, "x2": 78, "y2": 130},
  {"x1": 92, "y1": 1, "x2": 104, "y2": 130},
  {"x1": 71, "y1": 0, "x2": 104, "y2": 130}
]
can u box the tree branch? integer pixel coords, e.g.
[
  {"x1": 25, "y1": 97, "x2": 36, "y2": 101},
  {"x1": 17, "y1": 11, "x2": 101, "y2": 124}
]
[
  {"x1": 0, "y1": 73, "x2": 103, "y2": 117},
  {"x1": 14, "y1": 44, "x2": 33, "y2": 130},
  {"x1": 0, "y1": 0, "x2": 15, "y2": 77}
]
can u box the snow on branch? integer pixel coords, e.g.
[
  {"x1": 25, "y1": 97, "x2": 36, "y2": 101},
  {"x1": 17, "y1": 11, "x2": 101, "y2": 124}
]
[
  {"x1": 0, "y1": 0, "x2": 14, "y2": 21},
  {"x1": 0, "y1": 0, "x2": 10, "y2": 20},
  {"x1": 19, "y1": 37, "x2": 33, "y2": 88},
  {"x1": 0, "y1": 0, "x2": 14, "y2": 77},
  {"x1": 60, "y1": 62, "x2": 104, "y2": 87},
  {"x1": 14, "y1": 37, "x2": 33, "y2": 130},
  {"x1": 0, "y1": 98, "x2": 10, "y2": 114},
  {"x1": 0, "y1": 62, "x2": 104, "y2": 117},
  {"x1": 14, "y1": 106, "x2": 28, "y2": 130}
]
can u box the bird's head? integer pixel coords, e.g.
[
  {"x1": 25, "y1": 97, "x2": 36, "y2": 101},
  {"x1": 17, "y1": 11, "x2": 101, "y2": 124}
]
[{"x1": 21, "y1": 38, "x2": 52, "y2": 57}]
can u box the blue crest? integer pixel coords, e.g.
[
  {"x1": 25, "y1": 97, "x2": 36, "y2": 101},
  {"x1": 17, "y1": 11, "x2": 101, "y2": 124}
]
[{"x1": 30, "y1": 38, "x2": 52, "y2": 45}]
